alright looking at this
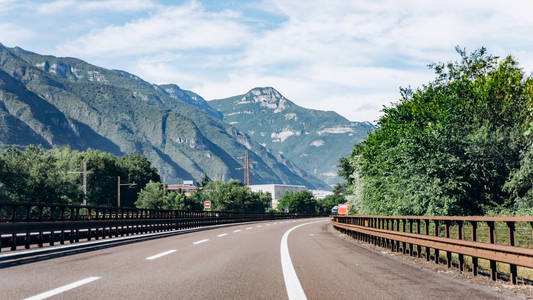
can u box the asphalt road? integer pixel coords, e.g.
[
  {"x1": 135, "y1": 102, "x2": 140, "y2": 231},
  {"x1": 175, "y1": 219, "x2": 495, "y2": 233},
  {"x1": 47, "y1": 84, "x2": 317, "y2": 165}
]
[{"x1": 1, "y1": 218, "x2": 510, "y2": 299}]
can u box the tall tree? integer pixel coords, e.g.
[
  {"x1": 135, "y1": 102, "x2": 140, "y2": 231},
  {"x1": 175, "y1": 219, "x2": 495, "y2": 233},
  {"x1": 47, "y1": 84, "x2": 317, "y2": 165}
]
[{"x1": 341, "y1": 48, "x2": 532, "y2": 216}]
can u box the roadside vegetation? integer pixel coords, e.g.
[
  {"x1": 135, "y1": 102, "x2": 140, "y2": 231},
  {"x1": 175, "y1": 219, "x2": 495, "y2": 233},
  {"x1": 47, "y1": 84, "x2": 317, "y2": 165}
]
[
  {"x1": 340, "y1": 47, "x2": 533, "y2": 216},
  {"x1": 0, "y1": 145, "x2": 159, "y2": 207},
  {"x1": 136, "y1": 179, "x2": 272, "y2": 213}
]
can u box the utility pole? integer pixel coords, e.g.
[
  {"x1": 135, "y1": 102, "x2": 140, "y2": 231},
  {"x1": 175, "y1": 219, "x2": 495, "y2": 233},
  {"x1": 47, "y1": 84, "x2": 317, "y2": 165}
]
[
  {"x1": 67, "y1": 161, "x2": 89, "y2": 205},
  {"x1": 236, "y1": 150, "x2": 254, "y2": 185},
  {"x1": 117, "y1": 176, "x2": 137, "y2": 208}
]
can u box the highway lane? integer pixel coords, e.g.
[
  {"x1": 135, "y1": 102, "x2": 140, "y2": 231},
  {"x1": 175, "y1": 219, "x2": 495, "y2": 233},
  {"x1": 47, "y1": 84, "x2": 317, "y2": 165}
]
[
  {"x1": 290, "y1": 222, "x2": 506, "y2": 299},
  {"x1": 0, "y1": 218, "x2": 510, "y2": 299}
]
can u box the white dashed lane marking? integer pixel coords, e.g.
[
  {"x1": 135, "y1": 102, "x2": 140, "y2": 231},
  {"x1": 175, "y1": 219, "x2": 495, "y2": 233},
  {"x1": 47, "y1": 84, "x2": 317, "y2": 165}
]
[
  {"x1": 24, "y1": 277, "x2": 101, "y2": 300},
  {"x1": 146, "y1": 250, "x2": 176, "y2": 260},
  {"x1": 217, "y1": 233, "x2": 228, "y2": 237},
  {"x1": 193, "y1": 239, "x2": 209, "y2": 245}
]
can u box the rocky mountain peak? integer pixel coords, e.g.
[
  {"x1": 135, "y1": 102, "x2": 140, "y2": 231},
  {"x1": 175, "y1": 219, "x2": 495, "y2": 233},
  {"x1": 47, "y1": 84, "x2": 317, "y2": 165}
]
[{"x1": 242, "y1": 87, "x2": 293, "y2": 113}]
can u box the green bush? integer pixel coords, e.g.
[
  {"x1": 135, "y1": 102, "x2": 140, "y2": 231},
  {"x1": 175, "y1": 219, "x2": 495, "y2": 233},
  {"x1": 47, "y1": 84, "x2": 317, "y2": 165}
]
[{"x1": 340, "y1": 47, "x2": 533, "y2": 216}]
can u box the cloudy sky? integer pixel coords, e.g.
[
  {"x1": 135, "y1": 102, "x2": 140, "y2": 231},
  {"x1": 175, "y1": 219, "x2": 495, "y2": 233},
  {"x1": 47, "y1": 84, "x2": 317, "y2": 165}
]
[{"x1": 1, "y1": 0, "x2": 532, "y2": 122}]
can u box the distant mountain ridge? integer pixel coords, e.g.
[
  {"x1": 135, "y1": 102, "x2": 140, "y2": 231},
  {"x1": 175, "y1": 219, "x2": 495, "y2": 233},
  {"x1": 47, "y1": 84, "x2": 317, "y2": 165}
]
[
  {"x1": 210, "y1": 87, "x2": 374, "y2": 185},
  {"x1": 0, "y1": 44, "x2": 328, "y2": 189}
]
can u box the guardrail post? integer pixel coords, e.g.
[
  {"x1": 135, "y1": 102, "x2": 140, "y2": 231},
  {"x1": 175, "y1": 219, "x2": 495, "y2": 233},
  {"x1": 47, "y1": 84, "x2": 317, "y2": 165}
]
[
  {"x1": 401, "y1": 220, "x2": 407, "y2": 254},
  {"x1": 416, "y1": 220, "x2": 421, "y2": 258},
  {"x1": 10, "y1": 204, "x2": 17, "y2": 251},
  {"x1": 74, "y1": 207, "x2": 80, "y2": 243},
  {"x1": 434, "y1": 220, "x2": 439, "y2": 264},
  {"x1": 395, "y1": 219, "x2": 400, "y2": 252},
  {"x1": 471, "y1": 221, "x2": 478, "y2": 276},
  {"x1": 25, "y1": 205, "x2": 31, "y2": 249},
  {"x1": 487, "y1": 221, "x2": 497, "y2": 281},
  {"x1": 87, "y1": 208, "x2": 92, "y2": 241},
  {"x1": 507, "y1": 222, "x2": 517, "y2": 284},
  {"x1": 408, "y1": 219, "x2": 413, "y2": 256},
  {"x1": 457, "y1": 221, "x2": 464, "y2": 272},
  {"x1": 445, "y1": 221, "x2": 451, "y2": 268},
  {"x1": 424, "y1": 219, "x2": 430, "y2": 261},
  {"x1": 60, "y1": 206, "x2": 66, "y2": 244}
]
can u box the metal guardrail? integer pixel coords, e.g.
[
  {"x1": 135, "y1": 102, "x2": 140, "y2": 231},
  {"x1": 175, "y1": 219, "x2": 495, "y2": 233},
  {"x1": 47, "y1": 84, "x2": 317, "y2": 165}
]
[
  {"x1": 331, "y1": 215, "x2": 533, "y2": 285},
  {"x1": 0, "y1": 201, "x2": 320, "y2": 252}
]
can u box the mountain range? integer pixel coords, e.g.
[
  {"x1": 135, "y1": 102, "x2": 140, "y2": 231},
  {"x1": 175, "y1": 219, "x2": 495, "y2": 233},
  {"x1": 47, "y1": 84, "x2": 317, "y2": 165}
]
[
  {"x1": 210, "y1": 88, "x2": 373, "y2": 185},
  {"x1": 0, "y1": 44, "x2": 330, "y2": 188},
  {"x1": 0, "y1": 44, "x2": 372, "y2": 189}
]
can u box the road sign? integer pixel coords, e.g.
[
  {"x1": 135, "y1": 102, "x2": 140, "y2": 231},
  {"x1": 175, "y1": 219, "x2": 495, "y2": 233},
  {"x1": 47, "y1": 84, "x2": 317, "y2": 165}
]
[
  {"x1": 204, "y1": 201, "x2": 211, "y2": 210},
  {"x1": 338, "y1": 203, "x2": 349, "y2": 215}
]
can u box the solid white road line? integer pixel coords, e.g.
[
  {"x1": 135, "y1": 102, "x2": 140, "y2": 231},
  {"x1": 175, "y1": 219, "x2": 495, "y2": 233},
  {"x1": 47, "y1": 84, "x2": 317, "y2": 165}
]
[
  {"x1": 217, "y1": 233, "x2": 228, "y2": 237},
  {"x1": 146, "y1": 249, "x2": 176, "y2": 260},
  {"x1": 233, "y1": 229, "x2": 242, "y2": 233},
  {"x1": 280, "y1": 220, "x2": 328, "y2": 300},
  {"x1": 24, "y1": 276, "x2": 101, "y2": 300},
  {"x1": 193, "y1": 239, "x2": 209, "y2": 245}
]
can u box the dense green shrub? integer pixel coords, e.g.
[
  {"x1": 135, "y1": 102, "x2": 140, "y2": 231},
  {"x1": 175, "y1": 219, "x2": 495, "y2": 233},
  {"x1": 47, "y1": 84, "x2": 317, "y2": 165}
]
[{"x1": 340, "y1": 48, "x2": 533, "y2": 216}]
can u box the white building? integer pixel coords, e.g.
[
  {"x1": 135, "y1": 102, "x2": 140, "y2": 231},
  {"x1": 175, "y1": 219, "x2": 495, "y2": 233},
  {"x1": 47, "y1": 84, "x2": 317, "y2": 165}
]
[
  {"x1": 310, "y1": 189, "x2": 334, "y2": 199},
  {"x1": 249, "y1": 184, "x2": 307, "y2": 208}
]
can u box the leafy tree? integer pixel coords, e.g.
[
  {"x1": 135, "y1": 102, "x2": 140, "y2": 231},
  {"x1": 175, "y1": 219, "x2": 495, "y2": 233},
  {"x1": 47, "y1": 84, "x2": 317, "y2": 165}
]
[
  {"x1": 277, "y1": 191, "x2": 317, "y2": 213},
  {"x1": 198, "y1": 180, "x2": 270, "y2": 212},
  {"x1": 0, "y1": 146, "x2": 160, "y2": 207},
  {"x1": 135, "y1": 181, "x2": 167, "y2": 209},
  {"x1": 341, "y1": 47, "x2": 532, "y2": 216},
  {"x1": 0, "y1": 146, "x2": 79, "y2": 204},
  {"x1": 135, "y1": 181, "x2": 203, "y2": 210}
]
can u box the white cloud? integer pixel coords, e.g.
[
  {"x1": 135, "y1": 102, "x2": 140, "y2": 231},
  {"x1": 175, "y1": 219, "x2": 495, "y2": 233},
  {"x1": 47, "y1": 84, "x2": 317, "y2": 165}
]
[
  {"x1": 13, "y1": 0, "x2": 533, "y2": 122},
  {"x1": 35, "y1": 0, "x2": 155, "y2": 14},
  {"x1": 57, "y1": 1, "x2": 250, "y2": 57},
  {"x1": 0, "y1": 23, "x2": 34, "y2": 46}
]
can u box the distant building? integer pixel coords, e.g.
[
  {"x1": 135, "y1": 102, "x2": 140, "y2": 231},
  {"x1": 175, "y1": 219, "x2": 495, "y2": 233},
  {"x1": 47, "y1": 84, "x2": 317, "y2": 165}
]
[
  {"x1": 249, "y1": 184, "x2": 307, "y2": 208},
  {"x1": 166, "y1": 184, "x2": 197, "y2": 195},
  {"x1": 310, "y1": 189, "x2": 333, "y2": 199}
]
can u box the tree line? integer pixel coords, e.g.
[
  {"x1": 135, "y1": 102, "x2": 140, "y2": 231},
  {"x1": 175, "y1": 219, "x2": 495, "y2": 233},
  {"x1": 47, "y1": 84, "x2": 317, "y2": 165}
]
[
  {"x1": 340, "y1": 47, "x2": 533, "y2": 216},
  {"x1": 135, "y1": 179, "x2": 347, "y2": 214},
  {"x1": 0, "y1": 145, "x2": 347, "y2": 213},
  {"x1": 0, "y1": 146, "x2": 159, "y2": 207}
]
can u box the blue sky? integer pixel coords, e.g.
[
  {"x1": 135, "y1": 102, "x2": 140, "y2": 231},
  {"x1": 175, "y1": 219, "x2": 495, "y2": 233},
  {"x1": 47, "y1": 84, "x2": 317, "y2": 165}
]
[{"x1": 1, "y1": 0, "x2": 533, "y2": 122}]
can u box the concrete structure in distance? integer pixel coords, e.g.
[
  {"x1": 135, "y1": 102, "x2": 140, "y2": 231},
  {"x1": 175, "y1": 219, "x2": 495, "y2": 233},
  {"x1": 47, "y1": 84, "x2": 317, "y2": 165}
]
[
  {"x1": 310, "y1": 190, "x2": 333, "y2": 200},
  {"x1": 249, "y1": 184, "x2": 307, "y2": 208}
]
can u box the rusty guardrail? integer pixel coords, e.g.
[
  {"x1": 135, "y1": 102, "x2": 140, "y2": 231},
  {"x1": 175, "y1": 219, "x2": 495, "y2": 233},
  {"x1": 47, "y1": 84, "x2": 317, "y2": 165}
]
[
  {"x1": 0, "y1": 201, "x2": 320, "y2": 253},
  {"x1": 332, "y1": 215, "x2": 533, "y2": 284}
]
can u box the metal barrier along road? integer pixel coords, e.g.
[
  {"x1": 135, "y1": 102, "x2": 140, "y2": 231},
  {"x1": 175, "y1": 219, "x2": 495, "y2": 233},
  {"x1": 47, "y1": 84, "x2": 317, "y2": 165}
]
[
  {"x1": 332, "y1": 215, "x2": 533, "y2": 285},
  {"x1": 0, "y1": 201, "x2": 319, "y2": 252}
]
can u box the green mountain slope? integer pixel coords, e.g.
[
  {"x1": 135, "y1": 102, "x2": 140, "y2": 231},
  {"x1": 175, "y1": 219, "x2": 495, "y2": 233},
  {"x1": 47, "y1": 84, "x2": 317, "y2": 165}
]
[
  {"x1": 210, "y1": 87, "x2": 374, "y2": 186},
  {"x1": 0, "y1": 45, "x2": 328, "y2": 189}
]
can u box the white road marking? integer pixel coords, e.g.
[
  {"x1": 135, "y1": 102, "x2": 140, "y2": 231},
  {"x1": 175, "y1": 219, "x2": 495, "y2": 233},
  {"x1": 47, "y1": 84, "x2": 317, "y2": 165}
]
[
  {"x1": 256, "y1": 225, "x2": 263, "y2": 228},
  {"x1": 193, "y1": 239, "x2": 209, "y2": 245},
  {"x1": 266, "y1": 224, "x2": 271, "y2": 226},
  {"x1": 233, "y1": 229, "x2": 242, "y2": 233},
  {"x1": 146, "y1": 249, "x2": 176, "y2": 260},
  {"x1": 24, "y1": 276, "x2": 101, "y2": 300},
  {"x1": 280, "y1": 220, "x2": 328, "y2": 300},
  {"x1": 246, "y1": 227, "x2": 253, "y2": 230},
  {"x1": 217, "y1": 233, "x2": 228, "y2": 237}
]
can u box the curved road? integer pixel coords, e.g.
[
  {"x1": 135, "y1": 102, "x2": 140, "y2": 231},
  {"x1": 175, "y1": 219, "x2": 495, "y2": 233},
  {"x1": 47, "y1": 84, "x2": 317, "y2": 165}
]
[{"x1": 1, "y1": 218, "x2": 508, "y2": 299}]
